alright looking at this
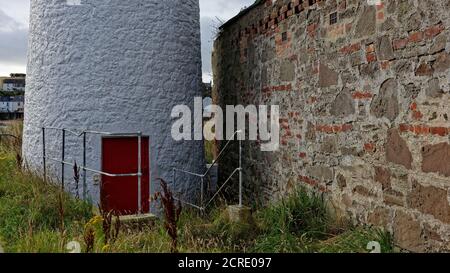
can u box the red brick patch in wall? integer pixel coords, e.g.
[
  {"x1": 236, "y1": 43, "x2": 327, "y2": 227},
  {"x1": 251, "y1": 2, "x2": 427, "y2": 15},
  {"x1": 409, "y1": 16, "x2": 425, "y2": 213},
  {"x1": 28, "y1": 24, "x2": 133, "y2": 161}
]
[
  {"x1": 409, "y1": 102, "x2": 424, "y2": 120},
  {"x1": 340, "y1": 43, "x2": 361, "y2": 55},
  {"x1": 380, "y1": 61, "x2": 390, "y2": 70},
  {"x1": 245, "y1": 0, "x2": 321, "y2": 40},
  {"x1": 365, "y1": 43, "x2": 378, "y2": 63},
  {"x1": 366, "y1": 52, "x2": 377, "y2": 63},
  {"x1": 262, "y1": 84, "x2": 293, "y2": 99},
  {"x1": 408, "y1": 31, "x2": 424, "y2": 43},
  {"x1": 316, "y1": 124, "x2": 353, "y2": 134},
  {"x1": 399, "y1": 124, "x2": 449, "y2": 137},
  {"x1": 298, "y1": 175, "x2": 329, "y2": 193},
  {"x1": 364, "y1": 143, "x2": 376, "y2": 153},
  {"x1": 412, "y1": 111, "x2": 424, "y2": 120},
  {"x1": 376, "y1": 2, "x2": 385, "y2": 11},
  {"x1": 275, "y1": 31, "x2": 292, "y2": 56},
  {"x1": 393, "y1": 23, "x2": 445, "y2": 50},
  {"x1": 424, "y1": 23, "x2": 445, "y2": 39},
  {"x1": 393, "y1": 38, "x2": 409, "y2": 50},
  {"x1": 352, "y1": 91, "x2": 373, "y2": 100},
  {"x1": 262, "y1": 84, "x2": 292, "y2": 93},
  {"x1": 279, "y1": 113, "x2": 303, "y2": 146},
  {"x1": 376, "y1": 2, "x2": 386, "y2": 22}
]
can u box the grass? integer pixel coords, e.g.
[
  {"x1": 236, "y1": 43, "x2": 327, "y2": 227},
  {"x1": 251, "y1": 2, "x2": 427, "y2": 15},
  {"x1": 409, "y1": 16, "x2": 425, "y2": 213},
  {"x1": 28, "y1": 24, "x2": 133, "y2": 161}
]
[
  {"x1": 315, "y1": 227, "x2": 394, "y2": 253},
  {"x1": 0, "y1": 121, "x2": 394, "y2": 253},
  {"x1": 0, "y1": 149, "x2": 92, "y2": 252},
  {"x1": 205, "y1": 140, "x2": 216, "y2": 164},
  {"x1": 251, "y1": 188, "x2": 330, "y2": 253}
]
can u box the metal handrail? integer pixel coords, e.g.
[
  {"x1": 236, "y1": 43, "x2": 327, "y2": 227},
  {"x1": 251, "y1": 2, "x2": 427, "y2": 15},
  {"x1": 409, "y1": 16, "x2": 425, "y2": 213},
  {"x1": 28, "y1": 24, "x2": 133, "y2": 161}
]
[
  {"x1": 44, "y1": 127, "x2": 79, "y2": 136},
  {"x1": 173, "y1": 130, "x2": 242, "y2": 179},
  {"x1": 44, "y1": 157, "x2": 141, "y2": 177},
  {"x1": 172, "y1": 130, "x2": 244, "y2": 211},
  {"x1": 204, "y1": 168, "x2": 240, "y2": 209},
  {"x1": 174, "y1": 197, "x2": 204, "y2": 211},
  {"x1": 41, "y1": 126, "x2": 144, "y2": 214},
  {"x1": 44, "y1": 127, "x2": 143, "y2": 137},
  {"x1": 203, "y1": 130, "x2": 241, "y2": 177},
  {"x1": 173, "y1": 168, "x2": 205, "y2": 178}
]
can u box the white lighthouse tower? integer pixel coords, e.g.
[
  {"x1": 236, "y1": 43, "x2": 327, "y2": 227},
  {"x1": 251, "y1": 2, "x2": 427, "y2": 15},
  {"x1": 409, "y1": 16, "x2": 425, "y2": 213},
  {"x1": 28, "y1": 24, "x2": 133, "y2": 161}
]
[{"x1": 23, "y1": 0, "x2": 205, "y2": 210}]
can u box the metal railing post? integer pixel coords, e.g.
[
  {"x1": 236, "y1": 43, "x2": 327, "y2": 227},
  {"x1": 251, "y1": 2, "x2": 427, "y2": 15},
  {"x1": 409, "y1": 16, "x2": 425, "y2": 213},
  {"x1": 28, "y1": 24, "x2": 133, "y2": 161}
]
[
  {"x1": 42, "y1": 127, "x2": 47, "y2": 182},
  {"x1": 200, "y1": 175, "x2": 204, "y2": 209},
  {"x1": 82, "y1": 132, "x2": 87, "y2": 200},
  {"x1": 137, "y1": 132, "x2": 142, "y2": 215},
  {"x1": 61, "y1": 129, "x2": 65, "y2": 191},
  {"x1": 239, "y1": 132, "x2": 243, "y2": 207}
]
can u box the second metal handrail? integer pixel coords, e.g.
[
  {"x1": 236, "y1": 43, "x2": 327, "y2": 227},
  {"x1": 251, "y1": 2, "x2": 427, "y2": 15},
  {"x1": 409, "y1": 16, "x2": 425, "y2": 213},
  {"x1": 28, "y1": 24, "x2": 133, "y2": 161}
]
[{"x1": 173, "y1": 130, "x2": 243, "y2": 211}]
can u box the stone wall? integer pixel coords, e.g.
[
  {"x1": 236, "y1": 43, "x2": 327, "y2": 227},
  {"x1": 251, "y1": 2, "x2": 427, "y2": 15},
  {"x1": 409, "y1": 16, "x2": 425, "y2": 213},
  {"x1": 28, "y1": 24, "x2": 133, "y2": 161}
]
[{"x1": 212, "y1": 0, "x2": 450, "y2": 252}]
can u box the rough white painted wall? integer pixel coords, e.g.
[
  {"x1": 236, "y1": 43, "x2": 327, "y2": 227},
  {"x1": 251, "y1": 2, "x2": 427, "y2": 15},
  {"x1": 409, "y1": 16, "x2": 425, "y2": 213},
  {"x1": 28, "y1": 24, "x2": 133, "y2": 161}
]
[{"x1": 23, "y1": 0, "x2": 205, "y2": 206}]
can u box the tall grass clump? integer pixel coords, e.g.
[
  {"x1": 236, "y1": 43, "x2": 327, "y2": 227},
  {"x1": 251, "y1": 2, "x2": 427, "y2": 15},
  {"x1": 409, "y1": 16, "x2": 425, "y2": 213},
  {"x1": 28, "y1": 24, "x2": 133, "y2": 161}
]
[
  {"x1": 154, "y1": 179, "x2": 182, "y2": 253},
  {"x1": 0, "y1": 121, "x2": 23, "y2": 166},
  {"x1": 314, "y1": 227, "x2": 394, "y2": 253},
  {"x1": 0, "y1": 155, "x2": 92, "y2": 251},
  {"x1": 252, "y1": 187, "x2": 330, "y2": 252}
]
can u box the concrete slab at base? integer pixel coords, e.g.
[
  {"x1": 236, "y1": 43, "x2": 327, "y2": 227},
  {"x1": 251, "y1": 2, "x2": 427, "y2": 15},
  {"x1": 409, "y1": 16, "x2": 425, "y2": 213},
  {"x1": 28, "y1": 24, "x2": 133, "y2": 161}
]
[
  {"x1": 93, "y1": 206, "x2": 156, "y2": 228},
  {"x1": 226, "y1": 205, "x2": 252, "y2": 224},
  {"x1": 112, "y1": 214, "x2": 157, "y2": 231},
  {"x1": 116, "y1": 213, "x2": 157, "y2": 225},
  {"x1": 113, "y1": 214, "x2": 157, "y2": 230}
]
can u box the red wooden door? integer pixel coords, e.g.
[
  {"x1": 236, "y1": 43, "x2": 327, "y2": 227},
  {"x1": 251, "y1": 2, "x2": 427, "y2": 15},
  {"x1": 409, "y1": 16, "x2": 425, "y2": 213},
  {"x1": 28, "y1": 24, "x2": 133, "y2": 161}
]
[{"x1": 101, "y1": 136, "x2": 150, "y2": 215}]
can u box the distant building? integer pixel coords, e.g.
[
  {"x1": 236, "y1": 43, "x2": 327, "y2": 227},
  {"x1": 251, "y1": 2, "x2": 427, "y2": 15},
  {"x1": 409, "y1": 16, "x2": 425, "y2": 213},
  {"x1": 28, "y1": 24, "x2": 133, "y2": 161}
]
[
  {"x1": 0, "y1": 96, "x2": 24, "y2": 113},
  {"x1": 0, "y1": 73, "x2": 26, "y2": 92}
]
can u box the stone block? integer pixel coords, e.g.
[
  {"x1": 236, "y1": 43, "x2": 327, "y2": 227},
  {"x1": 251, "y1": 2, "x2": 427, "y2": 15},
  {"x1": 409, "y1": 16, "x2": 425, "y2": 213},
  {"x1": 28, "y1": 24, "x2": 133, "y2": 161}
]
[
  {"x1": 385, "y1": 129, "x2": 413, "y2": 169},
  {"x1": 422, "y1": 143, "x2": 450, "y2": 177},
  {"x1": 408, "y1": 180, "x2": 450, "y2": 224},
  {"x1": 319, "y1": 63, "x2": 338, "y2": 87},
  {"x1": 368, "y1": 207, "x2": 391, "y2": 228},
  {"x1": 355, "y1": 6, "x2": 376, "y2": 38},
  {"x1": 376, "y1": 35, "x2": 395, "y2": 61},
  {"x1": 393, "y1": 210, "x2": 425, "y2": 252},
  {"x1": 330, "y1": 88, "x2": 355, "y2": 117},
  {"x1": 370, "y1": 79, "x2": 399, "y2": 122}
]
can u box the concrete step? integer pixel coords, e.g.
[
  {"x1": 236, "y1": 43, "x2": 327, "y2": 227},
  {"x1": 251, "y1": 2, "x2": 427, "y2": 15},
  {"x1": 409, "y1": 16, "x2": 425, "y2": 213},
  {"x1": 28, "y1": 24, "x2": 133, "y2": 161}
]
[{"x1": 115, "y1": 213, "x2": 157, "y2": 226}]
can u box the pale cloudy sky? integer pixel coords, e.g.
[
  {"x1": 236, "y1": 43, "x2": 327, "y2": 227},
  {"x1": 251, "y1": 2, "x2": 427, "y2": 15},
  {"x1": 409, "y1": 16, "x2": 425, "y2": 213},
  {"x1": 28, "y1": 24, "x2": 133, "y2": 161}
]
[{"x1": 0, "y1": 0, "x2": 254, "y2": 81}]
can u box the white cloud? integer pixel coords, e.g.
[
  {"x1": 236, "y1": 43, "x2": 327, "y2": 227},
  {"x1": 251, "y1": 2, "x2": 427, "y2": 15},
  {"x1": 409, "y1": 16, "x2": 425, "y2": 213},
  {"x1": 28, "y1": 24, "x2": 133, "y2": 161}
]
[
  {"x1": 0, "y1": 4, "x2": 29, "y2": 76},
  {"x1": 0, "y1": 0, "x2": 255, "y2": 80}
]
